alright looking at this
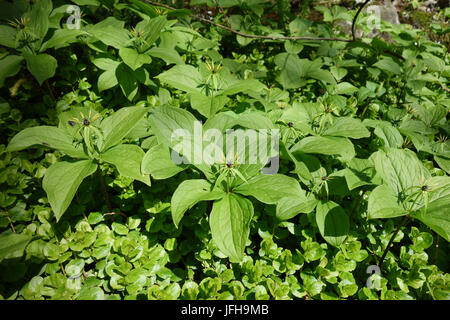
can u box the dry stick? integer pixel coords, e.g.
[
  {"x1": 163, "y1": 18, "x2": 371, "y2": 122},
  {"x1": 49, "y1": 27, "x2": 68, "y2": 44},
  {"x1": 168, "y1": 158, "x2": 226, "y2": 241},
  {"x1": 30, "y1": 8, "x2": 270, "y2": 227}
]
[
  {"x1": 352, "y1": 0, "x2": 372, "y2": 41},
  {"x1": 378, "y1": 215, "x2": 410, "y2": 268},
  {"x1": 141, "y1": 0, "x2": 371, "y2": 42}
]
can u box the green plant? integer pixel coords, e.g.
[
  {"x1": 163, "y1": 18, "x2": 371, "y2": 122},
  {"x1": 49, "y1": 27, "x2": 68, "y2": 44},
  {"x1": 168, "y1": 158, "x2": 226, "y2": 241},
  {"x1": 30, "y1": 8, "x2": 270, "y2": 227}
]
[{"x1": 6, "y1": 106, "x2": 150, "y2": 220}]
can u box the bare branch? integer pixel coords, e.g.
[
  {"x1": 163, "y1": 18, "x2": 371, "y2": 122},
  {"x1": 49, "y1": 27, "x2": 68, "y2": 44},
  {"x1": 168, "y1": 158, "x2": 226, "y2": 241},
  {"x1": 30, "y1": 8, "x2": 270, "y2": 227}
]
[{"x1": 141, "y1": 0, "x2": 356, "y2": 42}]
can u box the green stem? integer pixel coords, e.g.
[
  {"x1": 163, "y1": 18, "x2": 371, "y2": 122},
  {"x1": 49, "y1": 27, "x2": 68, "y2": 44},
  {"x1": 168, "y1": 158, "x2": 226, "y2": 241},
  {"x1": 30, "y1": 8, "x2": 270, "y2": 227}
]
[
  {"x1": 378, "y1": 215, "x2": 410, "y2": 268},
  {"x1": 97, "y1": 165, "x2": 112, "y2": 212}
]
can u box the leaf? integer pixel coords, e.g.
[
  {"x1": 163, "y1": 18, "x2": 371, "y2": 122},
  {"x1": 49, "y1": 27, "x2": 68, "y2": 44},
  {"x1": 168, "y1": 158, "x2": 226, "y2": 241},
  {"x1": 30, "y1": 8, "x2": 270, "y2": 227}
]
[
  {"x1": 119, "y1": 47, "x2": 152, "y2": 71},
  {"x1": 141, "y1": 144, "x2": 187, "y2": 179},
  {"x1": 315, "y1": 201, "x2": 349, "y2": 247},
  {"x1": 101, "y1": 144, "x2": 150, "y2": 186},
  {"x1": 276, "y1": 195, "x2": 318, "y2": 221},
  {"x1": 0, "y1": 233, "x2": 33, "y2": 261},
  {"x1": 412, "y1": 176, "x2": 450, "y2": 241},
  {"x1": 6, "y1": 126, "x2": 87, "y2": 158},
  {"x1": 171, "y1": 179, "x2": 225, "y2": 227},
  {"x1": 234, "y1": 174, "x2": 304, "y2": 204},
  {"x1": 323, "y1": 118, "x2": 370, "y2": 139},
  {"x1": 156, "y1": 65, "x2": 203, "y2": 93},
  {"x1": 365, "y1": 121, "x2": 403, "y2": 148},
  {"x1": 368, "y1": 184, "x2": 406, "y2": 219},
  {"x1": 0, "y1": 25, "x2": 17, "y2": 48},
  {"x1": 41, "y1": 29, "x2": 88, "y2": 50},
  {"x1": 334, "y1": 82, "x2": 358, "y2": 95},
  {"x1": 88, "y1": 17, "x2": 129, "y2": 49},
  {"x1": 98, "y1": 69, "x2": 118, "y2": 92},
  {"x1": 100, "y1": 106, "x2": 148, "y2": 151},
  {"x1": 209, "y1": 193, "x2": 253, "y2": 262},
  {"x1": 142, "y1": 16, "x2": 167, "y2": 45},
  {"x1": 148, "y1": 47, "x2": 184, "y2": 65},
  {"x1": 23, "y1": 53, "x2": 57, "y2": 85},
  {"x1": 219, "y1": 79, "x2": 265, "y2": 96},
  {"x1": 275, "y1": 54, "x2": 336, "y2": 89},
  {"x1": 291, "y1": 136, "x2": 355, "y2": 160},
  {"x1": 371, "y1": 148, "x2": 430, "y2": 196},
  {"x1": 0, "y1": 55, "x2": 23, "y2": 87},
  {"x1": 435, "y1": 156, "x2": 450, "y2": 175},
  {"x1": 148, "y1": 105, "x2": 198, "y2": 149},
  {"x1": 190, "y1": 92, "x2": 229, "y2": 118},
  {"x1": 373, "y1": 58, "x2": 402, "y2": 75},
  {"x1": 43, "y1": 160, "x2": 97, "y2": 221},
  {"x1": 115, "y1": 63, "x2": 140, "y2": 101}
]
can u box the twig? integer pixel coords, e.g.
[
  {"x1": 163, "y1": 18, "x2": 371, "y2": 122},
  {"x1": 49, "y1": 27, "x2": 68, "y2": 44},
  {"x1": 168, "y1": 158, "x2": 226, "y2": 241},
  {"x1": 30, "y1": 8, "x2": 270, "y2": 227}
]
[
  {"x1": 352, "y1": 0, "x2": 372, "y2": 41},
  {"x1": 103, "y1": 211, "x2": 128, "y2": 219},
  {"x1": 141, "y1": 0, "x2": 356, "y2": 42},
  {"x1": 378, "y1": 215, "x2": 410, "y2": 268}
]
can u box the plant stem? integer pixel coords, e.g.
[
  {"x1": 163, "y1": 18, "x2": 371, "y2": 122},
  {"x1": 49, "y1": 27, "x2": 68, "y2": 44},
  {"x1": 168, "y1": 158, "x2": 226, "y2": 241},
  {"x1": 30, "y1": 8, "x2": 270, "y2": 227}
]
[
  {"x1": 45, "y1": 80, "x2": 56, "y2": 101},
  {"x1": 97, "y1": 166, "x2": 112, "y2": 212},
  {"x1": 378, "y1": 215, "x2": 410, "y2": 268}
]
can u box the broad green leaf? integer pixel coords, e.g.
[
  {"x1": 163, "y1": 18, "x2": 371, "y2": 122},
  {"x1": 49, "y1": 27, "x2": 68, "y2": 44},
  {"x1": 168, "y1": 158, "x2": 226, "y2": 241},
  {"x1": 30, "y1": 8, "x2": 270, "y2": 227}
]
[
  {"x1": 373, "y1": 58, "x2": 402, "y2": 75},
  {"x1": 156, "y1": 65, "x2": 203, "y2": 93},
  {"x1": 98, "y1": 69, "x2": 118, "y2": 92},
  {"x1": 26, "y1": 0, "x2": 51, "y2": 45},
  {"x1": 92, "y1": 57, "x2": 121, "y2": 71},
  {"x1": 368, "y1": 184, "x2": 406, "y2": 219},
  {"x1": 315, "y1": 201, "x2": 349, "y2": 247},
  {"x1": 0, "y1": 25, "x2": 17, "y2": 48},
  {"x1": 142, "y1": 16, "x2": 167, "y2": 45},
  {"x1": 23, "y1": 53, "x2": 57, "y2": 85},
  {"x1": 6, "y1": 126, "x2": 87, "y2": 158},
  {"x1": 323, "y1": 118, "x2": 370, "y2": 139},
  {"x1": 88, "y1": 17, "x2": 129, "y2": 48},
  {"x1": 435, "y1": 156, "x2": 450, "y2": 175},
  {"x1": 343, "y1": 158, "x2": 378, "y2": 190},
  {"x1": 43, "y1": 160, "x2": 97, "y2": 221},
  {"x1": 364, "y1": 120, "x2": 403, "y2": 148},
  {"x1": 41, "y1": 29, "x2": 88, "y2": 50},
  {"x1": 148, "y1": 47, "x2": 184, "y2": 65},
  {"x1": 291, "y1": 136, "x2": 355, "y2": 159},
  {"x1": 115, "y1": 63, "x2": 140, "y2": 101},
  {"x1": 333, "y1": 82, "x2": 358, "y2": 95},
  {"x1": 0, "y1": 233, "x2": 32, "y2": 261},
  {"x1": 412, "y1": 176, "x2": 450, "y2": 241},
  {"x1": 209, "y1": 194, "x2": 253, "y2": 262},
  {"x1": 171, "y1": 179, "x2": 225, "y2": 227},
  {"x1": 0, "y1": 55, "x2": 23, "y2": 87},
  {"x1": 274, "y1": 54, "x2": 336, "y2": 89},
  {"x1": 100, "y1": 106, "x2": 148, "y2": 151},
  {"x1": 330, "y1": 66, "x2": 347, "y2": 81},
  {"x1": 101, "y1": 144, "x2": 150, "y2": 186},
  {"x1": 371, "y1": 148, "x2": 430, "y2": 196},
  {"x1": 119, "y1": 47, "x2": 152, "y2": 71},
  {"x1": 276, "y1": 195, "x2": 317, "y2": 221},
  {"x1": 141, "y1": 144, "x2": 187, "y2": 179},
  {"x1": 234, "y1": 174, "x2": 304, "y2": 204},
  {"x1": 219, "y1": 79, "x2": 265, "y2": 96},
  {"x1": 190, "y1": 92, "x2": 229, "y2": 118},
  {"x1": 148, "y1": 105, "x2": 198, "y2": 149}
]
